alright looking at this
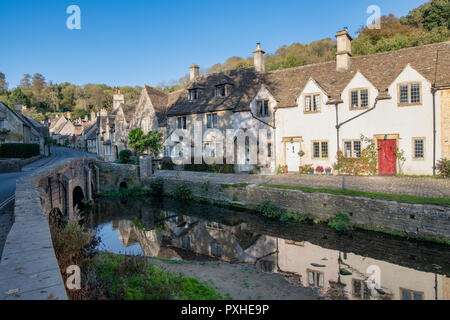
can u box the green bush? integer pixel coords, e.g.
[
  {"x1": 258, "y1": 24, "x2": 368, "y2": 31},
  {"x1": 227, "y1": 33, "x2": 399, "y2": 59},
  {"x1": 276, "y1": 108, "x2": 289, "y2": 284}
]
[
  {"x1": 118, "y1": 149, "x2": 132, "y2": 164},
  {"x1": 328, "y1": 213, "x2": 351, "y2": 232},
  {"x1": 174, "y1": 183, "x2": 193, "y2": 200},
  {"x1": 257, "y1": 201, "x2": 283, "y2": 219},
  {"x1": 437, "y1": 158, "x2": 450, "y2": 178},
  {"x1": 149, "y1": 179, "x2": 164, "y2": 197},
  {"x1": 0, "y1": 143, "x2": 40, "y2": 158}
]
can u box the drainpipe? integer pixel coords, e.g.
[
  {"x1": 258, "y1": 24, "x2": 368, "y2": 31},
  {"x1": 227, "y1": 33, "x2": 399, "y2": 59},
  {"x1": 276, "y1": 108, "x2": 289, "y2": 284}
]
[
  {"x1": 335, "y1": 103, "x2": 340, "y2": 152},
  {"x1": 336, "y1": 98, "x2": 380, "y2": 130},
  {"x1": 432, "y1": 86, "x2": 437, "y2": 176}
]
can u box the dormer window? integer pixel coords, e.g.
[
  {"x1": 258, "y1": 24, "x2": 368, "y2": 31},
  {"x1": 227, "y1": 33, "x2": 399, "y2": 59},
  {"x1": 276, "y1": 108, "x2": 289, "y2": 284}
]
[
  {"x1": 257, "y1": 100, "x2": 269, "y2": 117},
  {"x1": 398, "y1": 82, "x2": 422, "y2": 106},
  {"x1": 304, "y1": 94, "x2": 321, "y2": 113},
  {"x1": 189, "y1": 89, "x2": 198, "y2": 101},
  {"x1": 215, "y1": 85, "x2": 226, "y2": 98},
  {"x1": 350, "y1": 88, "x2": 369, "y2": 109}
]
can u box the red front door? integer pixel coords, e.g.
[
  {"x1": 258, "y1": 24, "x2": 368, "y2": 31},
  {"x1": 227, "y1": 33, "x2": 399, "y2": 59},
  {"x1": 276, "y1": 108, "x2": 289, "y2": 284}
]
[{"x1": 378, "y1": 140, "x2": 396, "y2": 176}]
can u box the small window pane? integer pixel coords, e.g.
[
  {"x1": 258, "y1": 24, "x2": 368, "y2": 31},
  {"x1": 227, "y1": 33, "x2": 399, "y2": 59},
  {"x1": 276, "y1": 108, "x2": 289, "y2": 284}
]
[
  {"x1": 317, "y1": 273, "x2": 324, "y2": 288},
  {"x1": 400, "y1": 85, "x2": 409, "y2": 104},
  {"x1": 414, "y1": 139, "x2": 424, "y2": 159},
  {"x1": 313, "y1": 142, "x2": 320, "y2": 158},
  {"x1": 402, "y1": 290, "x2": 412, "y2": 300},
  {"x1": 413, "y1": 292, "x2": 423, "y2": 300},
  {"x1": 313, "y1": 95, "x2": 320, "y2": 111},
  {"x1": 353, "y1": 280, "x2": 362, "y2": 298},
  {"x1": 354, "y1": 141, "x2": 361, "y2": 158},
  {"x1": 213, "y1": 114, "x2": 218, "y2": 128},
  {"x1": 411, "y1": 84, "x2": 421, "y2": 103},
  {"x1": 207, "y1": 114, "x2": 212, "y2": 128},
  {"x1": 344, "y1": 142, "x2": 352, "y2": 157},
  {"x1": 360, "y1": 89, "x2": 369, "y2": 107},
  {"x1": 257, "y1": 101, "x2": 263, "y2": 115},
  {"x1": 305, "y1": 96, "x2": 312, "y2": 112},
  {"x1": 351, "y1": 91, "x2": 359, "y2": 108},
  {"x1": 321, "y1": 142, "x2": 328, "y2": 158}
]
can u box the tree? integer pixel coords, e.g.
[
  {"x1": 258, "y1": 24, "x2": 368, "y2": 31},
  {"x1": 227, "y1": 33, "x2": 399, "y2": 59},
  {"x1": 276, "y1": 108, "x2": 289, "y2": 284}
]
[
  {"x1": 0, "y1": 72, "x2": 7, "y2": 91},
  {"x1": 402, "y1": 0, "x2": 450, "y2": 31},
  {"x1": 128, "y1": 128, "x2": 163, "y2": 156},
  {"x1": 20, "y1": 74, "x2": 31, "y2": 89},
  {"x1": 31, "y1": 73, "x2": 47, "y2": 97},
  {"x1": 8, "y1": 88, "x2": 29, "y2": 109}
]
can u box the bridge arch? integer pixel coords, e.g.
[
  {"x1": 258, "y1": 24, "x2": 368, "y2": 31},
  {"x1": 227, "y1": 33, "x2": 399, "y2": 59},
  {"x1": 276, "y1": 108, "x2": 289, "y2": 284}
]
[
  {"x1": 72, "y1": 186, "x2": 85, "y2": 211},
  {"x1": 119, "y1": 181, "x2": 128, "y2": 190}
]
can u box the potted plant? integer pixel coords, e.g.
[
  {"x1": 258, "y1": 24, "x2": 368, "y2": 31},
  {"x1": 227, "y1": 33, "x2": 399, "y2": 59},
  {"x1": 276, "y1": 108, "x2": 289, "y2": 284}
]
[
  {"x1": 316, "y1": 166, "x2": 324, "y2": 174},
  {"x1": 308, "y1": 166, "x2": 315, "y2": 175},
  {"x1": 283, "y1": 165, "x2": 288, "y2": 174},
  {"x1": 299, "y1": 166, "x2": 303, "y2": 174},
  {"x1": 325, "y1": 167, "x2": 332, "y2": 175}
]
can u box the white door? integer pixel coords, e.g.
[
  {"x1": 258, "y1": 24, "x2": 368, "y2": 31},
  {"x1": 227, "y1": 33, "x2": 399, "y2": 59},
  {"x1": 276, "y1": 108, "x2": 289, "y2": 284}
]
[{"x1": 286, "y1": 142, "x2": 300, "y2": 172}]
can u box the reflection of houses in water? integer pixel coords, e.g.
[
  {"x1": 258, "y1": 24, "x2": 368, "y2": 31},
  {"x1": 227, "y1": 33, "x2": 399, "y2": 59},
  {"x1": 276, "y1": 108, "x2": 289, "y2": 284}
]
[
  {"x1": 110, "y1": 211, "x2": 450, "y2": 300},
  {"x1": 276, "y1": 240, "x2": 450, "y2": 300}
]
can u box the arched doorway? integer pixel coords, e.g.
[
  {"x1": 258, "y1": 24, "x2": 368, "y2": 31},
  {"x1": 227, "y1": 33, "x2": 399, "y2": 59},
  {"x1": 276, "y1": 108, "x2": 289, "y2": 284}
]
[
  {"x1": 72, "y1": 186, "x2": 84, "y2": 211},
  {"x1": 119, "y1": 181, "x2": 128, "y2": 190}
]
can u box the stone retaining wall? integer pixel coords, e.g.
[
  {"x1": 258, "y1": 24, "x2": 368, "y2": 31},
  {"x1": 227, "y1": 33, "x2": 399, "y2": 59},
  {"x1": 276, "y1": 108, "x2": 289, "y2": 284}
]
[
  {"x1": 147, "y1": 176, "x2": 450, "y2": 240},
  {"x1": 97, "y1": 161, "x2": 140, "y2": 192},
  {"x1": 0, "y1": 155, "x2": 43, "y2": 173}
]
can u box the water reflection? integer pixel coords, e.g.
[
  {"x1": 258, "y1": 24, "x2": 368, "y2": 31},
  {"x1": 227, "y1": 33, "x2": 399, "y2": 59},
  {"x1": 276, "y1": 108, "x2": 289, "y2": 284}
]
[{"x1": 84, "y1": 197, "x2": 450, "y2": 300}]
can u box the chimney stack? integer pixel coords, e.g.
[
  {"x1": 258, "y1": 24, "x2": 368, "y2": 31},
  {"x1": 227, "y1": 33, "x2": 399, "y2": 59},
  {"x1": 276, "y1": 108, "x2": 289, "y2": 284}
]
[
  {"x1": 14, "y1": 101, "x2": 22, "y2": 114},
  {"x1": 113, "y1": 90, "x2": 125, "y2": 110},
  {"x1": 253, "y1": 43, "x2": 265, "y2": 73},
  {"x1": 190, "y1": 64, "x2": 200, "y2": 81},
  {"x1": 336, "y1": 29, "x2": 352, "y2": 71}
]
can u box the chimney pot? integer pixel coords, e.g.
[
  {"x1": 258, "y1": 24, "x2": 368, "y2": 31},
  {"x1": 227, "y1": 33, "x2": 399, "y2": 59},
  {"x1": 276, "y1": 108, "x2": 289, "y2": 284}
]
[
  {"x1": 190, "y1": 64, "x2": 200, "y2": 81},
  {"x1": 253, "y1": 43, "x2": 265, "y2": 73}
]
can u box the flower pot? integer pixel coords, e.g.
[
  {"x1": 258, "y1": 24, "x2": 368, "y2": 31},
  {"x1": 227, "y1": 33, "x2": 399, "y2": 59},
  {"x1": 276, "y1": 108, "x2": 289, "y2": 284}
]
[
  {"x1": 326, "y1": 171, "x2": 331, "y2": 176},
  {"x1": 283, "y1": 167, "x2": 288, "y2": 174},
  {"x1": 309, "y1": 170, "x2": 314, "y2": 175},
  {"x1": 299, "y1": 167, "x2": 303, "y2": 174}
]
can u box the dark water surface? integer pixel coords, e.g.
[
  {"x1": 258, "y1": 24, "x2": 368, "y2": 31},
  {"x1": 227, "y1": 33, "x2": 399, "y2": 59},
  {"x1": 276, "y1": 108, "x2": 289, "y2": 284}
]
[{"x1": 83, "y1": 197, "x2": 450, "y2": 300}]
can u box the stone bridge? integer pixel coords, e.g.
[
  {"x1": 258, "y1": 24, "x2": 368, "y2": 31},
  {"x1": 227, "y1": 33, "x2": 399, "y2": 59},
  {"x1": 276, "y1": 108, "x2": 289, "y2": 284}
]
[{"x1": 36, "y1": 159, "x2": 98, "y2": 219}]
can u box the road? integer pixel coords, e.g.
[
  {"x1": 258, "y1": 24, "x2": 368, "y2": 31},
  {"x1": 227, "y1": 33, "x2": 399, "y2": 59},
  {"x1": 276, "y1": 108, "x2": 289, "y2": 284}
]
[
  {"x1": 0, "y1": 147, "x2": 96, "y2": 258},
  {"x1": 0, "y1": 147, "x2": 96, "y2": 211}
]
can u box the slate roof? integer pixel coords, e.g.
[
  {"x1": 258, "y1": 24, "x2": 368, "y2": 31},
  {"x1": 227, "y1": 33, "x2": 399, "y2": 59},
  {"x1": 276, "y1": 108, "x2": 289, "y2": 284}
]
[{"x1": 159, "y1": 41, "x2": 450, "y2": 115}]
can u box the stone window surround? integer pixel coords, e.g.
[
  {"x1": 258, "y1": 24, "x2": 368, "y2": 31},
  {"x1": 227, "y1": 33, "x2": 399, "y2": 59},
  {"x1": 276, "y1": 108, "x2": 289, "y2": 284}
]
[
  {"x1": 307, "y1": 269, "x2": 324, "y2": 288},
  {"x1": 256, "y1": 99, "x2": 270, "y2": 117},
  {"x1": 303, "y1": 93, "x2": 321, "y2": 114},
  {"x1": 349, "y1": 87, "x2": 370, "y2": 110},
  {"x1": 412, "y1": 137, "x2": 426, "y2": 161},
  {"x1": 343, "y1": 139, "x2": 362, "y2": 158},
  {"x1": 311, "y1": 140, "x2": 329, "y2": 159},
  {"x1": 397, "y1": 82, "x2": 422, "y2": 107}
]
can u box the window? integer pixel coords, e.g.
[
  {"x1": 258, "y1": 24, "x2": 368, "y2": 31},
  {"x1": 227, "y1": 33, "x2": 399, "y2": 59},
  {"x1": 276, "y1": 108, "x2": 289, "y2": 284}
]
[
  {"x1": 350, "y1": 88, "x2": 369, "y2": 109},
  {"x1": 307, "y1": 270, "x2": 324, "y2": 288},
  {"x1": 189, "y1": 89, "x2": 198, "y2": 101},
  {"x1": 413, "y1": 138, "x2": 425, "y2": 160},
  {"x1": 206, "y1": 113, "x2": 218, "y2": 129},
  {"x1": 268, "y1": 143, "x2": 272, "y2": 158},
  {"x1": 398, "y1": 82, "x2": 422, "y2": 106},
  {"x1": 353, "y1": 279, "x2": 372, "y2": 299},
  {"x1": 177, "y1": 116, "x2": 187, "y2": 129},
  {"x1": 401, "y1": 289, "x2": 423, "y2": 300},
  {"x1": 210, "y1": 242, "x2": 222, "y2": 257},
  {"x1": 257, "y1": 100, "x2": 270, "y2": 117},
  {"x1": 312, "y1": 141, "x2": 328, "y2": 158},
  {"x1": 343, "y1": 140, "x2": 362, "y2": 158},
  {"x1": 0, "y1": 119, "x2": 4, "y2": 129},
  {"x1": 304, "y1": 94, "x2": 321, "y2": 113},
  {"x1": 215, "y1": 85, "x2": 226, "y2": 97}
]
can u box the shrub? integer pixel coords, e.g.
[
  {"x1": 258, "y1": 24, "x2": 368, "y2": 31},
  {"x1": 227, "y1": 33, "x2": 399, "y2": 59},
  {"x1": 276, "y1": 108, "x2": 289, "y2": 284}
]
[
  {"x1": 328, "y1": 213, "x2": 350, "y2": 232},
  {"x1": 257, "y1": 201, "x2": 283, "y2": 219},
  {"x1": 175, "y1": 183, "x2": 193, "y2": 200},
  {"x1": 118, "y1": 149, "x2": 132, "y2": 164},
  {"x1": 437, "y1": 158, "x2": 450, "y2": 178},
  {"x1": 0, "y1": 143, "x2": 40, "y2": 158},
  {"x1": 149, "y1": 179, "x2": 164, "y2": 197}
]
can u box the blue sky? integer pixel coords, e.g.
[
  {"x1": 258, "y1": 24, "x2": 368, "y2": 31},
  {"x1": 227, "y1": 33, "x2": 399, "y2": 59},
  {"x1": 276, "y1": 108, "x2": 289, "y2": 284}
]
[{"x1": 0, "y1": 0, "x2": 427, "y2": 88}]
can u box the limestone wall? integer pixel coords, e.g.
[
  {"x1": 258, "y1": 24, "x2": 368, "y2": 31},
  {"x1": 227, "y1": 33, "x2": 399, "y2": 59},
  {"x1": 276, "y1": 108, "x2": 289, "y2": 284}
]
[
  {"x1": 97, "y1": 161, "x2": 140, "y2": 192},
  {"x1": 149, "y1": 176, "x2": 450, "y2": 240}
]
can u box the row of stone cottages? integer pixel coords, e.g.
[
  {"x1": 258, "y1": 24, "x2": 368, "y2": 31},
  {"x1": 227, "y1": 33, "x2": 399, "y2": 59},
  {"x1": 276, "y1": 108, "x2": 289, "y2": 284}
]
[{"x1": 83, "y1": 29, "x2": 450, "y2": 176}]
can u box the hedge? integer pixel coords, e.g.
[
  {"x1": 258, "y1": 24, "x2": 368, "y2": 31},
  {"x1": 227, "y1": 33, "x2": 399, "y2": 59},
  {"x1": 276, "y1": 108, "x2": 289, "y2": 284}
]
[{"x1": 0, "y1": 143, "x2": 40, "y2": 158}]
